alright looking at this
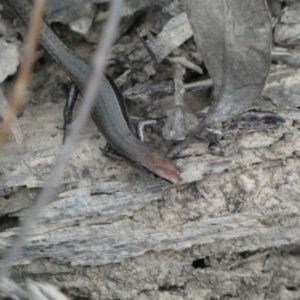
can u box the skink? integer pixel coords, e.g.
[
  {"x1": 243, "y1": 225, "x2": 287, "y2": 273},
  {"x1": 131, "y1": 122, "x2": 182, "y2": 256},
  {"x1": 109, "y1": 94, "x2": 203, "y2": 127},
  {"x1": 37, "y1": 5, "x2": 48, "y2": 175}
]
[{"x1": 8, "y1": 0, "x2": 179, "y2": 184}]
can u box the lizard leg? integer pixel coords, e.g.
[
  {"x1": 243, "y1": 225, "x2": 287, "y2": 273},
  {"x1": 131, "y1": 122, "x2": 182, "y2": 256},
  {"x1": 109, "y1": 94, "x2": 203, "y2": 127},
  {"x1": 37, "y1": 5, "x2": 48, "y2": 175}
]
[{"x1": 63, "y1": 84, "x2": 78, "y2": 143}]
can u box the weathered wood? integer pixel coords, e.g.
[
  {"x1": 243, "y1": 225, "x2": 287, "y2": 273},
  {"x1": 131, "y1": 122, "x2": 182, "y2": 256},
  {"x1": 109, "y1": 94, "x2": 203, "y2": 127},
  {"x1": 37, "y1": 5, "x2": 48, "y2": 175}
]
[
  {"x1": 0, "y1": 91, "x2": 299, "y2": 268},
  {"x1": 1, "y1": 2, "x2": 300, "y2": 299},
  {"x1": 138, "y1": 13, "x2": 193, "y2": 63}
]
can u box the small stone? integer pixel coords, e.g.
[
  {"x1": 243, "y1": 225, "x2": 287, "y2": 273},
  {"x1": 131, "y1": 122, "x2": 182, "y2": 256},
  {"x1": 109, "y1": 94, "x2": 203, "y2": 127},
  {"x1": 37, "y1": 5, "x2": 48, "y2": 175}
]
[{"x1": 0, "y1": 37, "x2": 19, "y2": 83}]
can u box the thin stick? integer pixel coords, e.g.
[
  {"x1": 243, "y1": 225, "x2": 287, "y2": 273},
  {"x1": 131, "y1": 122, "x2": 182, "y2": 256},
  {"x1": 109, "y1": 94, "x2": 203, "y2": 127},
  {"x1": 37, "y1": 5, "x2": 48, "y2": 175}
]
[
  {"x1": 0, "y1": 0, "x2": 44, "y2": 141},
  {"x1": 0, "y1": 87, "x2": 24, "y2": 148}
]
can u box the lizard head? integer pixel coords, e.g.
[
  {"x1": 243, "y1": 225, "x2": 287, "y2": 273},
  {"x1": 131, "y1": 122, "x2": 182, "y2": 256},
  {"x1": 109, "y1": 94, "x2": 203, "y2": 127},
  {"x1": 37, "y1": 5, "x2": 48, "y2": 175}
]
[{"x1": 142, "y1": 152, "x2": 179, "y2": 184}]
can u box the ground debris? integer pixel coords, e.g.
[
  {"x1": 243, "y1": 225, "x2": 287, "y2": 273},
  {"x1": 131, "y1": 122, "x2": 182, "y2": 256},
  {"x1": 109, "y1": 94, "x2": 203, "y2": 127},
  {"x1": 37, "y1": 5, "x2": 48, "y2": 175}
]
[{"x1": 0, "y1": 1, "x2": 300, "y2": 299}]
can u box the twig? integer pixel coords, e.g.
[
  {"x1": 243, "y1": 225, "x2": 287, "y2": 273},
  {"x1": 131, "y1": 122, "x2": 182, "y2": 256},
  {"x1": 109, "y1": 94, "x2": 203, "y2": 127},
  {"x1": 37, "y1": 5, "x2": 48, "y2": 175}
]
[
  {"x1": 162, "y1": 61, "x2": 186, "y2": 141},
  {"x1": 0, "y1": 0, "x2": 44, "y2": 141},
  {"x1": 0, "y1": 87, "x2": 25, "y2": 149},
  {"x1": 122, "y1": 79, "x2": 213, "y2": 102}
]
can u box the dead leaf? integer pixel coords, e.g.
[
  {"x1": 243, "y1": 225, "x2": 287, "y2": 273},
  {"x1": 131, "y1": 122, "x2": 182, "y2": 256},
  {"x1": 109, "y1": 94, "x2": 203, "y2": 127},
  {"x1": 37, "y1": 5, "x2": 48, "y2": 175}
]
[
  {"x1": 187, "y1": 0, "x2": 271, "y2": 121},
  {"x1": 168, "y1": 0, "x2": 271, "y2": 157}
]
